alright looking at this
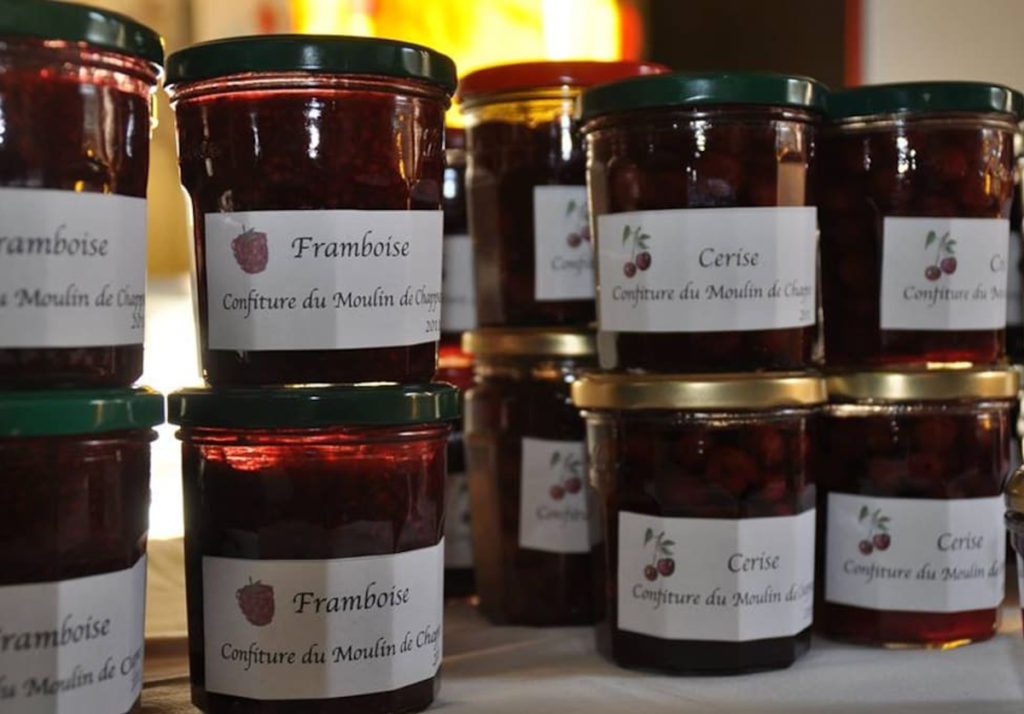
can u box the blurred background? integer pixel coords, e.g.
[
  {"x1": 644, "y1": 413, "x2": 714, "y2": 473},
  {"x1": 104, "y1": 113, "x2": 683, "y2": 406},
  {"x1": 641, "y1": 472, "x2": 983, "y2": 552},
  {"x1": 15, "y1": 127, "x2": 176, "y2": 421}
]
[{"x1": 86, "y1": 0, "x2": 1024, "y2": 538}]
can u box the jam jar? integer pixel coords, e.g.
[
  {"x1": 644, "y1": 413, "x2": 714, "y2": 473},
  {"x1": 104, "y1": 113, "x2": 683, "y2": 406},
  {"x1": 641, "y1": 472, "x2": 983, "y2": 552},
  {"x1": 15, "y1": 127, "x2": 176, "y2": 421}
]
[
  {"x1": 1005, "y1": 466, "x2": 1024, "y2": 634},
  {"x1": 166, "y1": 36, "x2": 457, "y2": 386},
  {"x1": 169, "y1": 383, "x2": 458, "y2": 714},
  {"x1": 459, "y1": 61, "x2": 666, "y2": 327},
  {"x1": 819, "y1": 368, "x2": 1017, "y2": 648},
  {"x1": 0, "y1": 387, "x2": 163, "y2": 713},
  {"x1": 441, "y1": 127, "x2": 477, "y2": 340},
  {"x1": 462, "y1": 327, "x2": 601, "y2": 625},
  {"x1": 820, "y1": 82, "x2": 1022, "y2": 367},
  {"x1": 1008, "y1": 175, "x2": 1024, "y2": 359},
  {"x1": 581, "y1": 73, "x2": 825, "y2": 373},
  {"x1": 0, "y1": 0, "x2": 162, "y2": 388},
  {"x1": 573, "y1": 373, "x2": 822, "y2": 674}
]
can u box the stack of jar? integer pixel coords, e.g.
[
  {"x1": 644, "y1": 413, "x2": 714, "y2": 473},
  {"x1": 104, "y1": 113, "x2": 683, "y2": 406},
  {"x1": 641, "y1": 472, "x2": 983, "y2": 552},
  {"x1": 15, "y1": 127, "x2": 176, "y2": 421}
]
[
  {"x1": 0, "y1": 3, "x2": 165, "y2": 712},
  {"x1": 456, "y1": 61, "x2": 666, "y2": 624},
  {"x1": 162, "y1": 36, "x2": 460, "y2": 713}
]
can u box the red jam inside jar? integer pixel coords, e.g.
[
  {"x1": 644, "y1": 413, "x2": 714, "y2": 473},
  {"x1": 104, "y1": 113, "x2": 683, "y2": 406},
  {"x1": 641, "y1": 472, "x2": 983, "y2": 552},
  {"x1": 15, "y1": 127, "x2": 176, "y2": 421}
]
[
  {"x1": 463, "y1": 328, "x2": 601, "y2": 625},
  {"x1": 573, "y1": 373, "x2": 822, "y2": 674},
  {"x1": 166, "y1": 37, "x2": 456, "y2": 386},
  {"x1": 1008, "y1": 180, "x2": 1023, "y2": 359},
  {"x1": 820, "y1": 369, "x2": 1016, "y2": 647},
  {"x1": 580, "y1": 73, "x2": 824, "y2": 373},
  {"x1": 0, "y1": 2, "x2": 161, "y2": 387},
  {"x1": 169, "y1": 384, "x2": 458, "y2": 714},
  {"x1": 459, "y1": 61, "x2": 666, "y2": 327},
  {"x1": 0, "y1": 387, "x2": 162, "y2": 713},
  {"x1": 820, "y1": 83, "x2": 1021, "y2": 367},
  {"x1": 441, "y1": 127, "x2": 477, "y2": 338}
]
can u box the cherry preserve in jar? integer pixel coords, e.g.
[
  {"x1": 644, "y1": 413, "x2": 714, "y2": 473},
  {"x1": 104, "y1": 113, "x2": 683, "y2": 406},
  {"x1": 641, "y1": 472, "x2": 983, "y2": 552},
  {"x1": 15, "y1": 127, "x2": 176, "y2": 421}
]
[
  {"x1": 169, "y1": 383, "x2": 458, "y2": 714},
  {"x1": 1008, "y1": 175, "x2": 1024, "y2": 359},
  {"x1": 459, "y1": 61, "x2": 666, "y2": 327},
  {"x1": 580, "y1": 73, "x2": 824, "y2": 373},
  {"x1": 463, "y1": 328, "x2": 601, "y2": 625},
  {"x1": 0, "y1": 388, "x2": 163, "y2": 713},
  {"x1": 820, "y1": 83, "x2": 1023, "y2": 367},
  {"x1": 819, "y1": 369, "x2": 1017, "y2": 647},
  {"x1": 573, "y1": 373, "x2": 822, "y2": 674},
  {"x1": 166, "y1": 36, "x2": 456, "y2": 386},
  {"x1": 0, "y1": 0, "x2": 162, "y2": 387}
]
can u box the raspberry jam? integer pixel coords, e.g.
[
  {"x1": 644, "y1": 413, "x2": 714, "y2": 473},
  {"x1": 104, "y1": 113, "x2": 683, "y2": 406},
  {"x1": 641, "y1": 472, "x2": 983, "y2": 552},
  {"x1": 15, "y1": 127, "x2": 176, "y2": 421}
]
[
  {"x1": 580, "y1": 73, "x2": 824, "y2": 373},
  {"x1": 820, "y1": 369, "x2": 1016, "y2": 648},
  {"x1": 820, "y1": 83, "x2": 1022, "y2": 367},
  {"x1": 0, "y1": 388, "x2": 163, "y2": 713},
  {"x1": 459, "y1": 61, "x2": 666, "y2": 327},
  {"x1": 462, "y1": 328, "x2": 601, "y2": 625},
  {"x1": 573, "y1": 373, "x2": 823, "y2": 674},
  {"x1": 0, "y1": 2, "x2": 161, "y2": 388},
  {"x1": 169, "y1": 384, "x2": 458, "y2": 714},
  {"x1": 166, "y1": 36, "x2": 456, "y2": 386}
]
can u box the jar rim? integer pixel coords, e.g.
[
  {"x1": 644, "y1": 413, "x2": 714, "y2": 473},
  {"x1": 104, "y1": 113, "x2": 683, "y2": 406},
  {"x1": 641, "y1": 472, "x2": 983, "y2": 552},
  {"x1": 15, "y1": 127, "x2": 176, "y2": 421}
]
[
  {"x1": 827, "y1": 81, "x2": 1024, "y2": 121},
  {"x1": 826, "y1": 367, "x2": 1020, "y2": 403},
  {"x1": 0, "y1": 0, "x2": 163, "y2": 67},
  {"x1": 165, "y1": 34, "x2": 456, "y2": 94},
  {"x1": 462, "y1": 327, "x2": 596, "y2": 358},
  {"x1": 0, "y1": 387, "x2": 164, "y2": 437}
]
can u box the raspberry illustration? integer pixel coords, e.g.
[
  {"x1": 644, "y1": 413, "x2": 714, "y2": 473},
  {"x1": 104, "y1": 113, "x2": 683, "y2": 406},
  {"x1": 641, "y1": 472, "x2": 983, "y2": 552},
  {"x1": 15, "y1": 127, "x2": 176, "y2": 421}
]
[
  {"x1": 858, "y1": 540, "x2": 874, "y2": 555},
  {"x1": 872, "y1": 533, "x2": 891, "y2": 551},
  {"x1": 635, "y1": 251, "x2": 652, "y2": 271},
  {"x1": 623, "y1": 261, "x2": 637, "y2": 278},
  {"x1": 232, "y1": 227, "x2": 269, "y2": 274},
  {"x1": 564, "y1": 476, "x2": 582, "y2": 494},
  {"x1": 940, "y1": 256, "x2": 957, "y2": 275},
  {"x1": 237, "y1": 579, "x2": 275, "y2": 626},
  {"x1": 567, "y1": 233, "x2": 582, "y2": 248},
  {"x1": 643, "y1": 565, "x2": 658, "y2": 582},
  {"x1": 924, "y1": 265, "x2": 941, "y2": 281},
  {"x1": 656, "y1": 558, "x2": 675, "y2": 576},
  {"x1": 641, "y1": 528, "x2": 675, "y2": 581},
  {"x1": 549, "y1": 484, "x2": 565, "y2": 500}
]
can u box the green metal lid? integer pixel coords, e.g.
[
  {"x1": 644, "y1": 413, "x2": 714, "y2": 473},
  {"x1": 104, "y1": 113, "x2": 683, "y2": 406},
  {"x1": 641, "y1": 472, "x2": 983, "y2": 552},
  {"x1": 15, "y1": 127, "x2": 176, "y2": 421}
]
[
  {"x1": 0, "y1": 0, "x2": 164, "y2": 67},
  {"x1": 0, "y1": 387, "x2": 164, "y2": 437},
  {"x1": 168, "y1": 383, "x2": 460, "y2": 429},
  {"x1": 165, "y1": 34, "x2": 457, "y2": 93},
  {"x1": 828, "y1": 81, "x2": 1024, "y2": 121},
  {"x1": 579, "y1": 72, "x2": 827, "y2": 122}
]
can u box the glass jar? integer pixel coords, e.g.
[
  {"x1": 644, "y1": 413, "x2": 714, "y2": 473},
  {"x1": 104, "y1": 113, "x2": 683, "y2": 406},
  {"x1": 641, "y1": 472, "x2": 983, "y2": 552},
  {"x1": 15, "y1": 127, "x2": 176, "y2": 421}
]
[
  {"x1": 0, "y1": 387, "x2": 163, "y2": 712},
  {"x1": 580, "y1": 73, "x2": 824, "y2": 373},
  {"x1": 573, "y1": 373, "x2": 823, "y2": 674},
  {"x1": 169, "y1": 384, "x2": 458, "y2": 714},
  {"x1": 820, "y1": 82, "x2": 1022, "y2": 367},
  {"x1": 1005, "y1": 466, "x2": 1024, "y2": 635},
  {"x1": 1008, "y1": 165, "x2": 1024, "y2": 359},
  {"x1": 166, "y1": 36, "x2": 456, "y2": 386},
  {"x1": 459, "y1": 61, "x2": 666, "y2": 327},
  {"x1": 820, "y1": 369, "x2": 1017, "y2": 648},
  {"x1": 463, "y1": 327, "x2": 601, "y2": 625},
  {"x1": 441, "y1": 127, "x2": 477, "y2": 341},
  {"x1": 0, "y1": 1, "x2": 162, "y2": 388}
]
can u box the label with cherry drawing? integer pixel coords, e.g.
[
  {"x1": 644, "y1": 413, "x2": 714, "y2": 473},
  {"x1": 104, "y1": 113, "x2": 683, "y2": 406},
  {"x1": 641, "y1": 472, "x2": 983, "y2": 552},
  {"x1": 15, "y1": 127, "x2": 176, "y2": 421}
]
[
  {"x1": 204, "y1": 209, "x2": 443, "y2": 351},
  {"x1": 202, "y1": 542, "x2": 443, "y2": 700},
  {"x1": 880, "y1": 216, "x2": 1008, "y2": 331},
  {"x1": 518, "y1": 437, "x2": 599, "y2": 554},
  {"x1": 597, "y1": 206, "x2": 817, "y2": 333},
  {"x1": 617, "y1": 510, "x2": 815, "y2": 641},
  {"x1": 533, "y1": 186, "x2": 595, "y2": 302},
  {"x1": 825, "y1": 494, "x2": 1005, "y2": 613}
]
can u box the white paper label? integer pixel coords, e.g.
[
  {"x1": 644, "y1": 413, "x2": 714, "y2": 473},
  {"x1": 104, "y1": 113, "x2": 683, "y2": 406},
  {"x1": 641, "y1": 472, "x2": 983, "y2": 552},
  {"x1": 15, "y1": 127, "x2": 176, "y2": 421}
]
[
  {"x1": 0, "y1": 557, "x2": 146, "y2": 714},
  {"x1": 1008, "y1": 231, "x2": 1021, "y2": 326},
  {"x1": 203, "y1": 543, "x2": 443, "y2": 701},
  {"x1": 0, "y1": 187, "x2": 147, "y2": 348},
  {"x1": 825, "y1": 494, "x2": 1005, "y2": 613},
  {"x1": 519, "y1": 438, "x2": 598, "y2": 554},
  {"x1": 533, "y1": 186, "x2": 595, "y2": 301},
  {"x1": 204, "y1": 209, "x2": 443, "y2": 351},
  {"x1": 597, "y1": 206, "x2": 817, "y2": 332},
  {"x1": 617, "y1": 511, "x2": 815, "y2": 642},
  {"x1": 441, "y1": 234, "x2": 477, "y2": 332},
  {"x1": 445, "y1": 472, "x2": 473, "y2": 569},
  {"x1": 880, "y1": 217, "x2": 1008, "y2": 331}
]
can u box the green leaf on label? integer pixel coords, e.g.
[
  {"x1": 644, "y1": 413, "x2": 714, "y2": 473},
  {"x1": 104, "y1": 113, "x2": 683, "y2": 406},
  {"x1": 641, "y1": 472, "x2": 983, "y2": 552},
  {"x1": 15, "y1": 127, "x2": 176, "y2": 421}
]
[
  {"x1": 550, "y1": 452, "x2": 560, "y2": 467},
  {"x1": 859, "y1": 505, "x2": 869, "y2": 521},
  {"x1": 878, "y1": 516, "x2": 890, "y2": 524},
  {"x1": 641, "y1": 233, "x2": 651, "y2": 242},
  {"x1": 945, "y1": 239, "x2": 956, "y2": 253},
  {"x1": 662, "y1": 539, "x2": 675, "y2": 548},
  {"x1": 659, "y1": 544, "x2": 672, "y2": 556},
  {"x1": 879, "y1": 523, "x2": 889, "y2": 532},
  {"x1": 644, "y1": 528, "x2": 654, "y2": 546},
  {"x1": 926, "y1": 230, "x2": 938, "y2": 248},
  {"x1": 566, "y1": 200, "x2": 576, "y2": 216},
  {"x1": 622, "y1": 225, "x2": 631, "y2": 245}
]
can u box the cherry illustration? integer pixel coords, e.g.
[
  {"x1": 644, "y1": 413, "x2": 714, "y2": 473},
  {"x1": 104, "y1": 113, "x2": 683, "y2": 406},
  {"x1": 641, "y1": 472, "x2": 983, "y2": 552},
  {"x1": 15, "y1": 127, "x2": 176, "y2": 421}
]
[
  {"x1": 549, "y1": 485, "x2": 565, "y2": 501},
  {"x1": 858, "y1": 540, "x2": 874, "y2": 555},
  {"x1": 656, "y1": 558, "x2": 675, "y2": 576},
  {"x1": 643, "y1": 565, "x2": 658, "y2": 582},
  {"x1": 236, "y1": 579, "x2": 275, "y2": 626},
  {"x1": 232, "y1": 227, "x2": 269, "y2": 274},
  {"x1": 924, "y1": 265, "x2": 941, "y2": 281},
  {"x1": 872, "y1": 533, "x2": 891, "y2": 551},
  {"x1": 940, "y1": 256, "x2": 957, "y2": 275},
  {"x1": 635, "y1": 251, "x2": 652, "y2": 271},
  {"x1": 564, "y1": 476, "x2": 582, "y2": 494},
  {"x1": 567, "y1": 233, "x2": 582, "y2": 248},
  {"x1": 623, "y1": 261, "x2": 637, "y2": 278}
]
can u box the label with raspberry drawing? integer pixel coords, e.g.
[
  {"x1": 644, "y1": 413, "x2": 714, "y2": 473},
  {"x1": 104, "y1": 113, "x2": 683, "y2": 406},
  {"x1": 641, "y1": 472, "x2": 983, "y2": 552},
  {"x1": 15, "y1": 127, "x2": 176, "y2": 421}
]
[
  {"x1": 203, "y1": 209, "x2": 443, "y2": 350},
  {"x1": 534, "y1": 186, "x2": 595, "y2": 302},
  {"x1": 880, "y1": 217, "x2": 1008, "y2": 331},
  {"x1": 597, "y1": 206, "x2": 817, "y2": 332},
  {"x1": 1007, "y1": 230, "x2": 1021, "y2": 326},
  {"x1": 441, "y1": 234, "x2": 477, "y2": 332},
  {"x1": 203, "y1": 542, "x2": 443, "y2": 700},
  {"x1": 618, "y1": 510, "x2": 815, "y2": 641},
  {"x1": 519, "y1": 438, "x2": 599, "y2": 554},
  {"x1": 0, "y1": 556, "x2": 146, "y2": 714},
  {"x1": 825, "y1": 494, "x2": 1005, "y2": 612},
  {"x1": 444, "y1": 472, "x2": 473, "y2": 569},
  {"x1": 0, "y1": 187, "x2": 147, "y2": 348}
]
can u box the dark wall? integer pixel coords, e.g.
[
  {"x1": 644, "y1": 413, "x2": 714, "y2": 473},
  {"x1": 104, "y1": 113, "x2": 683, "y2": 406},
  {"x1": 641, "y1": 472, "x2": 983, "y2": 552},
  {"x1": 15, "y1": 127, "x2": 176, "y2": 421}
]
[{"x1": 647, "y1": 0, "x2": 849, "y2": 90}]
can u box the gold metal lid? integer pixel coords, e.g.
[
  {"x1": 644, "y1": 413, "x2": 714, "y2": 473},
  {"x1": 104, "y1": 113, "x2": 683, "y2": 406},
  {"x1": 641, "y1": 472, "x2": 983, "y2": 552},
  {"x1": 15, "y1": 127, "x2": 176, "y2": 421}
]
[
  {"x1": 462, "y1": 327, "x2": 596, "y2": 358},
  {"x1": 571, "y1": 372, "x2": 826, "y2": 411},
  {"x1": 826, "y1": 368, "x2": 1019, "y2": 403},
  {"x1": 1007, "y1": 467, "x2": 1024, "y2": 513}
]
